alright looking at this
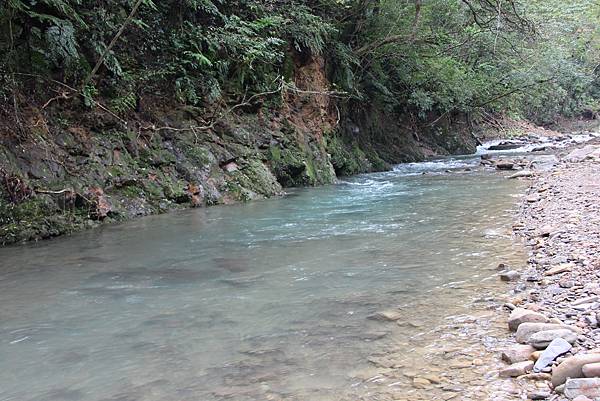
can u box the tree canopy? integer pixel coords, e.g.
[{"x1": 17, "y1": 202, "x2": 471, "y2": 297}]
[{"x1": 1, "y1": 0, "x2": 599, "y2": 127}]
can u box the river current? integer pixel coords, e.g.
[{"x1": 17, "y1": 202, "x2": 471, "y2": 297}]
[{"x1": 0, "y1": 156, "x2": 528, "y2": 401}]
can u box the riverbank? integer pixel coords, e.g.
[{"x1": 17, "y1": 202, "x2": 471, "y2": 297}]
[{"x1": 495, "y1": 140, "x2": 600, "y2": 400}]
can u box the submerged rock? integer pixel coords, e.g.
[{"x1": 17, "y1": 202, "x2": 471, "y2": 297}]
[
  {"x1": 368, "y1": 310, "x2": 403, "y2": 321},
  {"x1": 500, "y1": 270, "x2": 521, "y2": 282}
]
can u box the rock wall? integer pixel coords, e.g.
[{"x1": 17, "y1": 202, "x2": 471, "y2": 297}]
[
  {"x1": 0, "y1": 56, "x2": 477, "y2": 246},
  {"x1": 328, "y1": 104, "x2": 478, "y2": 176}
]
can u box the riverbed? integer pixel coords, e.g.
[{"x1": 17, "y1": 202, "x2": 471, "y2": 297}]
[{"x1": 0, "y1": 158, "x2": 528, "y2": 401}]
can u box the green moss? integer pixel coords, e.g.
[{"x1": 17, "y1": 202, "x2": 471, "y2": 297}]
[
  {"x1": 142, "y1": 180, "x2": 164, "y2": 200},
  {"x1": 326, "y1": 135, "x2": 372, "y2": 176},
  {"x1": 118, "y1": 185, "x2": 143, "y2": 198},
  {"x1": 226, "y1": 160, "x2": 282, "y2": 201},
  {"x1": 184, "y1": 145, "x2": 214, "y2": 167},
  {"x1": 269, "y1": 145, "x2": 282, "y2": 162},
  {"x1": 157, "y1": 172, "x2": 189, "y2": 203},
  {"x1": 0, "y1": 196, "x2": 82, "y2": 245}
]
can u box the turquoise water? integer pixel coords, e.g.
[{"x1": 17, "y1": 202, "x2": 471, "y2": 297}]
[{"x1": 0, "y1": 159, "x2": 526, "y2": 401}]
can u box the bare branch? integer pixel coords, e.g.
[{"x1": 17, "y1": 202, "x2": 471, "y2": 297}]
[{"x1": 80, "y1": 0, "x2": 144, "y2": 91}]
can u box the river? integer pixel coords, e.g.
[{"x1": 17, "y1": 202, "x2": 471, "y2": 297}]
[{"x1": 0, "y1": 156, "x2": 528, "y2": 401}]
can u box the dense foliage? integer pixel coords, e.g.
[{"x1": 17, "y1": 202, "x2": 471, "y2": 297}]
[{"x1": 0, "y1": 0, "x2": 599, "y2": 126}]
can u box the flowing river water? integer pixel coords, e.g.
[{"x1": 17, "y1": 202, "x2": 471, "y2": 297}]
[{"x1": 0, "y1": 156, "x2": 530, "y2": 401}]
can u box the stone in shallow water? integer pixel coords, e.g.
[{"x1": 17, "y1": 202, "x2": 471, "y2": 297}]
[
  {"x1": 500, "y1": 270, "x2": 520, "y2": 282},
  {"x1": 495, "y1": 160, "x2": 516, "y2": 169},
  {"x1": 368, "y1": 310, "x2": 403, "y2": 321},
  {"x1": 533, "y1": 337, "x2": 572, "y2": 372},
  {"x1": 499, "y1": 361, "x2": 534, "y2": 378}
]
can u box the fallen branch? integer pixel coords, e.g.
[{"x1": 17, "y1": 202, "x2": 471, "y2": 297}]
[{"x1": 34, "y1": 188, "x2": 75, "y2": 195}]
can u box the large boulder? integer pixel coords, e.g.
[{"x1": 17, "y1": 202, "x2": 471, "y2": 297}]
[
  {"x1": 508, "y1": 308, "x2": 549, "y2": 331},
  {"x1": 552, "y1": 354, "x2": 600, "y2": 387}
]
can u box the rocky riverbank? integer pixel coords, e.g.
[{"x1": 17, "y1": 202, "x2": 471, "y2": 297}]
[{"x1": 495, "y1": 141, "x2": 600, "y2": 400}]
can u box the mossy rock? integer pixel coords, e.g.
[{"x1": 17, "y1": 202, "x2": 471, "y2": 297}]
[
  {"x1": 327, "y1": 135, "x2": 373, "y2": 176},
  {"x1": 226, "y1": 160, "x2": 282, "y2": 201},
  {"x1": 0, "y1": 196, "x2": 83, "y2": 245}
]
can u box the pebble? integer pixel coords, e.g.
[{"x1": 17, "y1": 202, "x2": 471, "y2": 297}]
[
  {"x1": 508, "y1": 170, "x2": 534, "y2": 179},
  {"x1": 572, "y1": 396, "x2": 593, "y2": 401},
  {"x1": 528, "y1": 390, "x2": 551, "y2": 400},
  {"x1": 544, "y1": 263, "x2": 573, "y2": 276},
  {"x1": 495, "y1": 150, "x2": 600, "y2": 400}
]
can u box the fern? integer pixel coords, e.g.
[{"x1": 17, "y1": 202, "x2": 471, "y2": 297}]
[
  {"x1": 110, "y1": 92, "x2": 137, "y2": 115},
  {"x1": 45, "y1": 20, "x2": 79, "y2": 66}
]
